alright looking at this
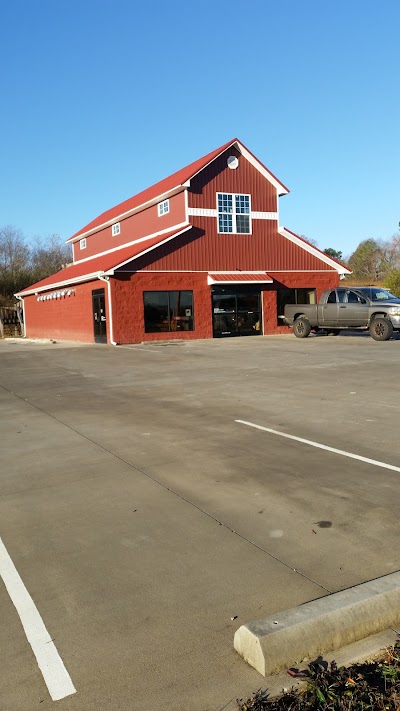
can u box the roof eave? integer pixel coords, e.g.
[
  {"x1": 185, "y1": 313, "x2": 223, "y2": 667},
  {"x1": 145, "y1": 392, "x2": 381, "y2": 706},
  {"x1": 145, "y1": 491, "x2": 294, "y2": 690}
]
[
  {"x1": 67, "y1": 185, "x2": 186, "y2": 244},
  {"x1": 183, "y1": 139, "x2": 290, "y2": 196},
  {"x1": 103, "y1": 225, "x2": 192, "y2": 274},
  {"x1": 15, "y1": 272, "x2": 103, "y2": 297},
  {"x1": 279, "y1": 227, "x2": 352, "y2": 274}
]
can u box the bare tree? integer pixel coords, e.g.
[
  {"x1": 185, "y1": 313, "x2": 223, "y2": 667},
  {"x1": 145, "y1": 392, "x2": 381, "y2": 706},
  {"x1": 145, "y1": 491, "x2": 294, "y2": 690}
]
[
  {"x1": 30, "y1": 234, "x2": 71, "y2": 283},
  {"x1": 377, "y1": 234, "x2": 400, "y2": 274},
  {"x1": 0, "y1": 226, "x2": 72, "y2": 303},
  {"x1": 300, "y1": 234, "x2": 318, "y2": 247},
  {"x1": 0, "y1": 226, "x2": 31, "y2": 299}
]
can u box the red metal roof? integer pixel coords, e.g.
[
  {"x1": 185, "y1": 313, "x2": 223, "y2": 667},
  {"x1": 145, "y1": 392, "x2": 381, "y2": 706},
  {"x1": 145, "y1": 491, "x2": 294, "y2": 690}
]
[
  {"x1": 68, "y1": 139, "x2": 289, "y2": 242},
  {"x1": 68, "y1": 139, "x2": 237, "y2": 241},
  {"x1": 208, "y1": 273, "x2": 273, "y2": 284},
  {"x1": 17, "y1": 227, "x2": 191, "y2": 295}
]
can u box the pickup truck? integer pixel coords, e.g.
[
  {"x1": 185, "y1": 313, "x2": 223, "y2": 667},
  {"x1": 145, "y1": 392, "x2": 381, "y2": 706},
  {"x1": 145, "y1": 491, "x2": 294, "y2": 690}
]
[{"x1": 284, "y1": 286, "x2": 400, "y2": 341}]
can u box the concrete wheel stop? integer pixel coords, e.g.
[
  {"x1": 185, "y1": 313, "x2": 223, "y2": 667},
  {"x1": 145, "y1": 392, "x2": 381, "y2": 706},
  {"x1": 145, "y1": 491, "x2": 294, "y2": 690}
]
[{"x1": 234, "y1": 571, "x2": 400, "y2": 676}]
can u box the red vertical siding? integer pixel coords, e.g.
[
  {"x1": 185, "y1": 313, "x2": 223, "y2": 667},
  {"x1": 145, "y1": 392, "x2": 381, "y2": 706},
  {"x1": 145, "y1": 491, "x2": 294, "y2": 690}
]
[
  {"x1": 189, "y1": 146, "x2": 278, "y2": 212},
  {"x1": 126, "y1": 222, "x2": 336, "y2": 273},
  {"x1": 73, "y1": 192, "x2": 186, "y2": 260}
]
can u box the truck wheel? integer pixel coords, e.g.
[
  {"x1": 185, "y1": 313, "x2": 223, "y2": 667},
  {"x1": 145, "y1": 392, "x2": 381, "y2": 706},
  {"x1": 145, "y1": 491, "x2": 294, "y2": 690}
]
[
  {"x1": 369, "y1": 317, "x2": 393, "y2": 341},
  {"x1": 293, "y1": 317, "x2": 311, "y2": 338}
]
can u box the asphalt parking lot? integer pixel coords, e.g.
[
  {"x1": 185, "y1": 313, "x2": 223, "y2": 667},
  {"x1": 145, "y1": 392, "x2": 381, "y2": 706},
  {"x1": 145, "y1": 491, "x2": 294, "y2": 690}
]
[{"x1": 1, "y1": 333, "x2": 400, "y2": 710}]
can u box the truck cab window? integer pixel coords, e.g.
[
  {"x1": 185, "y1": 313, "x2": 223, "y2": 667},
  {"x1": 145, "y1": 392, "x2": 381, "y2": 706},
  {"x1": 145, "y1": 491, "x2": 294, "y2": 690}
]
[
  {"x1": 346, "y1": 291, "x2": 367, "y2": 304},
  {"x1": 327, "y1": 291, "x2": 337, "y2": 303},
  {"x1": 347, "y1": 291, "x2": 358, "y2": 303}
]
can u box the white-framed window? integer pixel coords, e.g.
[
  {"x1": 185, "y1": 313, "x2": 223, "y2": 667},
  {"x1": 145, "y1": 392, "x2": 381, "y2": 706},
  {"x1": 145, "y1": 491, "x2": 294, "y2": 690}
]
[
  {"x1": 112, "y1": 222, "x2": 120, "y2": 236},
  {"x1": 217, "y1": 193, "x2": 251, "y2": 234},
  {"x1": 79, "y1": 238, "x2": 87, "y2": 250},
  {"x1": 158, "y1": 199, "x2": 169, "y2": 216}
]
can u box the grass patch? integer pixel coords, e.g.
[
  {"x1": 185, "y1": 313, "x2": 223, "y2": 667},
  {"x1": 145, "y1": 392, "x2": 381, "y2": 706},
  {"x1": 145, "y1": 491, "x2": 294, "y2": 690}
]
[{"x1": 237, "y1": 640, "x2": 400, "y2": 709}]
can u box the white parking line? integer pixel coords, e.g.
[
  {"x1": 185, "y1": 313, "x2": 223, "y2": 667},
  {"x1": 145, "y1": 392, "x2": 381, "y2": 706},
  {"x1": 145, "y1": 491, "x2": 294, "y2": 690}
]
[
  {"x1": 235, "y1": 420, "x2": 400, "y2": 473},
  {"x1": 0, "y1": 537, "x2": 76, "y2": 701}
]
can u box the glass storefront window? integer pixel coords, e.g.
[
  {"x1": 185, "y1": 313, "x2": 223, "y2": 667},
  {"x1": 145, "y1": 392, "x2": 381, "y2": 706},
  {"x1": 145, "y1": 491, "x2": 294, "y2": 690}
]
[
  {"x1": 212, "y1": 286, "x2": 262, "y2": 337},
  {"x1": 144, "y1": 291, "x2": 194, "y2": 333}
]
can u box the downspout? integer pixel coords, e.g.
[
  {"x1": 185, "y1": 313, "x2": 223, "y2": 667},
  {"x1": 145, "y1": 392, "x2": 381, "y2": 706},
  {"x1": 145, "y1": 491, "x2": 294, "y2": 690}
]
[
  {"x1": 98, "y1": 274, "x2": 117, "y2": 345},
  {"x1": 14, "y1": 295, "x2": 26, "y2": 337}
]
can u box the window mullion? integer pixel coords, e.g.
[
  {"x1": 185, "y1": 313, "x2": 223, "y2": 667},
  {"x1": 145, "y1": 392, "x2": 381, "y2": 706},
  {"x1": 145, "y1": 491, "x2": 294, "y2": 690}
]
[{"x1": 249, "y1": 194, "x2": 252, "y2": 234}]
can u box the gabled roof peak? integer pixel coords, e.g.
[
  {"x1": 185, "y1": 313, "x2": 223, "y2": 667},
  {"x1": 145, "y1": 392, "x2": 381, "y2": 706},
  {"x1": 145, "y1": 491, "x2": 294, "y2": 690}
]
[{"x1": 68, "y1": 139, "x2": 289, "y2": 243}]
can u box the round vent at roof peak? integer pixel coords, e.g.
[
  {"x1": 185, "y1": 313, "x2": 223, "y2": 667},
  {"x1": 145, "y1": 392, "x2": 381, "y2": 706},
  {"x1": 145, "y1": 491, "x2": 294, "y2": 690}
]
[{"x1": 227, "y1": 155, "x2": 239, "y2": 169}]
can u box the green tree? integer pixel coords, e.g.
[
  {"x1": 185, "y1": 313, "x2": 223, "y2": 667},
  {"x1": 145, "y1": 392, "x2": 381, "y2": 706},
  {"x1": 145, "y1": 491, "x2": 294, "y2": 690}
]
[
  {"x1": 384, "y1": 270, "x2": 400, "y2": 296},
  {"x1": 347, "y1": 239, "x2": 383, "y2": 280},
  {"x1": 324, "y1": 248, "x2": 343, "y2": 260}
]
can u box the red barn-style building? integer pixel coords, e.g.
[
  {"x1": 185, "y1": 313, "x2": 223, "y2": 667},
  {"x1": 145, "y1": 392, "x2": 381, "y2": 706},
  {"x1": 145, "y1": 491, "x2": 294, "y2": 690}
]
[{"x1": 16, "y1": 139, "x2": 350, "y2": 344}]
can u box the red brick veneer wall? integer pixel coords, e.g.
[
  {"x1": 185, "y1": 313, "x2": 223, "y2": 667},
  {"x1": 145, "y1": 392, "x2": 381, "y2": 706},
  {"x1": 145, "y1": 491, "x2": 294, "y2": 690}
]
[
  {"x1": 23, "y1": 280, "x2": 106, "y2": 343},
  {"x1": 22, "y1": 271, "x2": 339, "y2": 344},
  {"x1": 262, "y1": 272, "x2": 339, "y2": 334},
  {"x1": 111, "y1": 272, "x2": 212, "y2": 344}
]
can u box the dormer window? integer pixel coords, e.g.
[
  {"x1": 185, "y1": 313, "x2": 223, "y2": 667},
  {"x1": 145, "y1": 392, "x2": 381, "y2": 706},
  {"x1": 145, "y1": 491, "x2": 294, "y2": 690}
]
[
  {"x1": 112, "y1": 222, "x2": 120, "y2": 236},
  {"x1": 217, "y1": 193, "x2": 251, "y2": 234},
  {"x1": 79, "y1": 238, "x2": 87, "y2": 250},
  {"x1": 158, "y1": 199, "x2": 169, "y2": 216}
]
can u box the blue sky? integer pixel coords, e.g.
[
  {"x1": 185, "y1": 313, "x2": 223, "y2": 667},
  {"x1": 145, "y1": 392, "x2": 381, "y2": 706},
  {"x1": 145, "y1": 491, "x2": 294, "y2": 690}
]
[{"x1": 1, "y1": 0, "x2": 399, "y2": 258}]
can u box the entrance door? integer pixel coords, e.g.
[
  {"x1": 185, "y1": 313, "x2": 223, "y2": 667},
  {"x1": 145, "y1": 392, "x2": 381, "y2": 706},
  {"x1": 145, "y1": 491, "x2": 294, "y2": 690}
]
[
  {"x1": 212, "y1": 287, "x2": 262, "y2": 337},
  {"x1": 92, "y1": 288, "x2": 107, "y2": 343}
]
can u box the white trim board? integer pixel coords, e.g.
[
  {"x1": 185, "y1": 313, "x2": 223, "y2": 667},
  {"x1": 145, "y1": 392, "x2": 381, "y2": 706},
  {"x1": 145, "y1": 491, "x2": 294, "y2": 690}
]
[
  {"x1": 252, "y1": 211, "x2": 278, "y2": 220},
  {"x1": 279, "y1": 227, "x2": 351, "y2": 274},
  {"x1": 208, "y1": 275, "x2": 273, "y2": 285},
  {"x1": 17, "y1": 226, "x2": 193, "y2": 296},
  {"x1": 107, "y1": 226, "x2": 192, "y2": 274},
  {"x1": 72, "y1": 221, "x2": 188, "y2": 265},
  {"x1": 67, "y1": 185, "x2": 185, "y2": 244},
  {"x1": 188, "y1": 207, "x2": 278, "y2": 220},
  {"x1": 237, "y1": 142, "x2": 289, "y2": 196},
  {"x1": 216, "y1": 192, "x2": 252, "y2": 235},
  {"x1": 17, "y1": 271, "x2": 103, "y2": 296},
  {"x1": 68, "y1": 140, "x2": 288, "y2": 244},
  {"x1": 186, "y1": 140, "x2": 289, "y2": 196}
]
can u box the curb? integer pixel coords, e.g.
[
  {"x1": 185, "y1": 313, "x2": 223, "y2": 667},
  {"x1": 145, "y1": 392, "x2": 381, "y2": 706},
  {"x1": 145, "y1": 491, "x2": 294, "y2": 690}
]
[{"x1": 234, "y1": 571, "x2": 400, "y2": 676}]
